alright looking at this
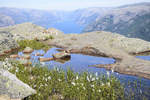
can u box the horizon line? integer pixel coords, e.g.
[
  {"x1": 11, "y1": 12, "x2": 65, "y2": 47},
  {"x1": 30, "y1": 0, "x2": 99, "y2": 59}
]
[{"x1": 0, "y1": 2, "x2": 149, "y2": 11}]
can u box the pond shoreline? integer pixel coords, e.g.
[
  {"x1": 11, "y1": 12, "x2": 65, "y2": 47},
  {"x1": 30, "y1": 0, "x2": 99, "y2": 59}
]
[
  {"x1": 52, "y1": 46, "x2": 150, "y2": 80},
  {"x1": 44, "y1": 31, "x2": 150, "y2": 80}
]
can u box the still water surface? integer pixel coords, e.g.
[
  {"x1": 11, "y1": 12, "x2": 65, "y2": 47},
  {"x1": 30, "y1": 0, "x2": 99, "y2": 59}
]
[{"x1": 18, "y1": 48, "x2": 150, "y2": 99}]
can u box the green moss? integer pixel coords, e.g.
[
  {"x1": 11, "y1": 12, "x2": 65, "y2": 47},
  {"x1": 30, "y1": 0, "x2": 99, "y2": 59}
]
[{"x1": 17, "y1": 39, "x2": 50, "y2": 51}]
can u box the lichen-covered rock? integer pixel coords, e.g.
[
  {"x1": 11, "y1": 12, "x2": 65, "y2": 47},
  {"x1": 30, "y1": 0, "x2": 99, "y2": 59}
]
[
  {"x1": 47, "y1": 28, "x2": 64, "y2": 36},
  {"x1": 52, "y1": 52, "x2": 70, "y2": 59},
  {"x1": 0, "y1": 31, "x2": 18, "y2": 55},
  {"x1": 0, "y1": 23, "x2": 64, "y2": 41},
  {"x1": 0, "y1": 61, "x2": 36, "y2": 99},
  {"x1": 23, "y1": 47, "x2": 33, "y2": 54}
]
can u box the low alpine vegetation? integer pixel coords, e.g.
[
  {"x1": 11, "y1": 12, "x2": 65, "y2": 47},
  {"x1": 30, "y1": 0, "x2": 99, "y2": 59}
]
[
  {"x1": 7, "y1": 61, "x2": 124, "y2": 100},
  {"x1": 17, "y1": 39, "x2": 50, "y2": 51}
]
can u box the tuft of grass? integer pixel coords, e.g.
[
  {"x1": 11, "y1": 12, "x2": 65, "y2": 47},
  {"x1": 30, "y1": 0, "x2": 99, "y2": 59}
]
[
  {"x1": 8, "y1": 62, "x2": 124, "y2": 100},
  {"x1": 45, "y1": 35, "x2": 54, "y2": 40},
  {"x1": 17, "y1": 39, "x2": 50, "y2": 51}
]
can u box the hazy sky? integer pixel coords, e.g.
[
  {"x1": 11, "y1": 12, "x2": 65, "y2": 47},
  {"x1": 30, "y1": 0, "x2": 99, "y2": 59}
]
[{"x1": 0, "y1": 0, "x2": 150, "y2": 10}]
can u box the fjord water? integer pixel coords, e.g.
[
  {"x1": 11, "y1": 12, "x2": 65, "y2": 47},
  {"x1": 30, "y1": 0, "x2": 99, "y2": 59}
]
[
  {"x1": 51, "y1": 20, "x2": 84, "y2": 34},
  {"x1": 46, "y1": 20, "x2": 84, "y2": 34}
]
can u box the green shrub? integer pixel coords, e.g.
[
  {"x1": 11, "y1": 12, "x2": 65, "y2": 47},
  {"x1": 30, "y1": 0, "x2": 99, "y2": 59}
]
[{"x1": 17, "y1": 39, "x2": 50, "y2": 51}]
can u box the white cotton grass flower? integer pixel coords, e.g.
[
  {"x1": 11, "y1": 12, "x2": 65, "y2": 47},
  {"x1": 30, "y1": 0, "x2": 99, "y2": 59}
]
[
  {"x1": 140, "y1": 89, "x2": 142, "y2": 94},
  {"x1": 111, "y1": 69, "x2": 114, "y2": 73},
  {"x1": 45, "y1": 78, "x2": 48, "y2": 82},
  {"x1": 40, "y1": 84, "x2": 44, "y2": 87},
  {"x1": 76, "y1": 75, "x2": 79, "y2": 80},
  {"x1": 7, "y1": 67, "x2": 10, "y2": 70},
  {"x1": 16, "y1": 69, "x2": 19, "y2": 72},
  {"x1": 15, "y1": 67, "x2": 19, "y2": 72},
  {"x1": 40, "y1": 62, "x2": 45, "y2": 66},
  {"x1": 5, "y1": 58, "x2": 9, "y2": 61},
  {"x1": 91, "y1": 84, "x2": 94, "y2": 88},
  {"x1": 58, "y1": 79, "x2": 61, "y2": 82},
  {"x1": 30, "y1": 76, "x2": 34, "y2": 80},
  {"x1": 34, "y1": 85, "x2": 36, "y2": 88},
  {"x1": 95, "y1": 72, "x2": 98, "y2": 77},
  {"x1": 87, "y1": 76, "x2": 90, "y2": 82},
  {"x1": 71, "y1": 82, "x2": 76, "y2": 86},
  {"x1": 24, "y1": 67, "x2": 27, "y2": 70},
  {"x1": 45, "y1": 74, "x2": 47, "y2": 77},
  {"x1": 45, "y1": 83, "x2": 48, "y2": 87},
  {"x1": 101, "y1": 83, "x2": 104, "y2": 86},
  {"x1": 7, "y1": 63, "x2": 11, "y2": 67},
  {"x1": 48, "y1": 76, "x2": 51, "y2": 80},
  {"x1": 91, "y1": 77, "x2": 95, "y2": 81},
  {"x1": 107, "y1": 82, "x2": 110, "y2": 87},
  {"x1": 2, "y1": 62, "x2": 6, "y2": 66},
  {"x1": 107, "y1": 71, "x2": 110, "y2": 77},
  {"x1": 96, "y1": 76, "x2": 99, "y2": 80},
  {"x1": 90, "y1": 74, "x2": 92, "y2": 78},
  {"x1": 98, "y1": 89, "x2": 101, "y2": 92},
  {"x1": 83, "y1": 87, "x2": 86, "y2": 90}
]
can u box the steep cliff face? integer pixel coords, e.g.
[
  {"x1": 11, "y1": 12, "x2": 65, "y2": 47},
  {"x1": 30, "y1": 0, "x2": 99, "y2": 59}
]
[
  {"x1": 0, "y1": 14, "x2": 15, "y2": 27},
  {"x1": 71, "y1": 7, "x2": 112, "y2": 26},
  {"x1": 83, "y1": 3, "x2": 150, "y2": 41}
]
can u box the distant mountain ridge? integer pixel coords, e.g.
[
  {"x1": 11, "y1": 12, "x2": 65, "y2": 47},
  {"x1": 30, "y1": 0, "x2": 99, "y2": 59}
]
[
  {"x1": 0, "y1": 2, "x2": 150, "y2": 41},
  {"x1": 83, "y1": 2, "x2": 150, "y2": 41},
  {"x1": 0, "y1": 7, "x2": 112, "y2": 32}
]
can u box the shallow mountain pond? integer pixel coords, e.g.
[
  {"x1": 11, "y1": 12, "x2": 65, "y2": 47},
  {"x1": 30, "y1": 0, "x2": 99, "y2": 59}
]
[{"x1": 18, "y1": 48, "x2": 150, "y2": 99}]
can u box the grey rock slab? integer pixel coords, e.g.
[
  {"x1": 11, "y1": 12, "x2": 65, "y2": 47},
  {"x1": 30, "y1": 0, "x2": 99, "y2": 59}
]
[
  {"x1": 0, "y1": 31, "x2": 18, "y2": 55},
  {"x1": 0, "y1": 63, "x2": 36, "y2": 99}
]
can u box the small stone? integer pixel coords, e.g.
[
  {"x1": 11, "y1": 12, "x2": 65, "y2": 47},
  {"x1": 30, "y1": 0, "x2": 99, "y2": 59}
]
[
  {"x1": 21, "y1": 54, "x2": 31, "y2": 59},
  {"x1": 52, "y1": 51, "x2": 71, "y2": 59},
  {"x1": 39, "y1": 57, "x2": 53, "y2": 62},
  {"x1": 23, "y1": 47, "x2": 33, "y2": 54},
  {"x1": 10, "y1": 55, "x2": 19, "y2": 58},
  {"x1": 4, "y1": 49, "x2": 12, "y2": 53}
]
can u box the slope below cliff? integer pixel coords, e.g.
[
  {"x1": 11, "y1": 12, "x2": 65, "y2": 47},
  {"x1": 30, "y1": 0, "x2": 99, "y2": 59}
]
[{"x1": 83, "y1": 3, "x2": 150, "y2": 41}]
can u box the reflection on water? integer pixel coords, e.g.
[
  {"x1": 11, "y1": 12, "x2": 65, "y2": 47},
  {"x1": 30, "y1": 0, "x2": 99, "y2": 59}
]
[
  {"x1": 27, "y1": 48, "x2": 116, "y2": 73},
  {"x1": 18, "y1": 48, "x2": 150, "y2": 99},
  {"x1": 137, "y1": 55, "x2": 150, "y2": 61}
]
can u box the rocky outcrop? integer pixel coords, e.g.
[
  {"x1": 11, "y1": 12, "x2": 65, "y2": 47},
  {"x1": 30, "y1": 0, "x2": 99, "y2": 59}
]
[
  {"x1": 0, "y1": 31, "x2": 18, "y2": 56},
  {"x1": 45, "y1": 31, "x2": 150, "y2": 79},
  {"x1": 0, "y1": 23, "x2": 64, "y2": 41},
  {"x1": 46, "y1": 28, "x2": 64, "y2": 35},
  {"x1": 0, "y1": 61, "x2": 36, "y2": 99}
]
